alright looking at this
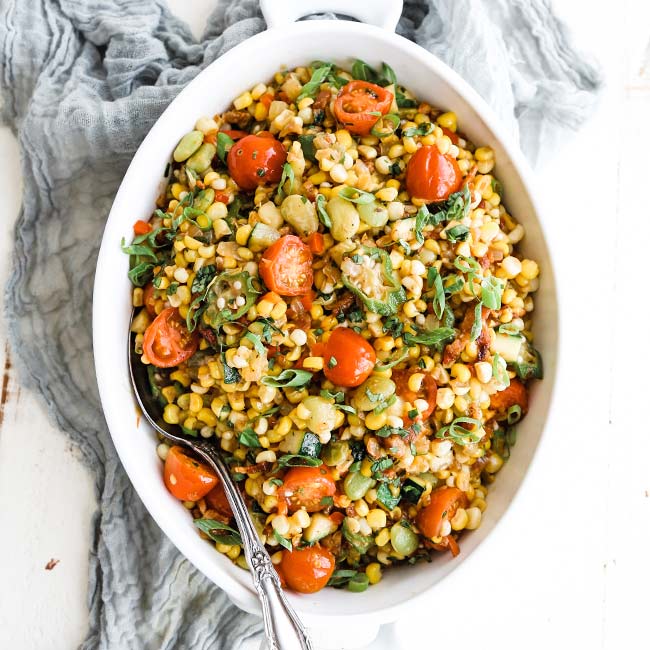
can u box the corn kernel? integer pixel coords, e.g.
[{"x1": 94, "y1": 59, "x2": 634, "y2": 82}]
[
  {"x1": 365, "y1": 411, "x2": 388, "y2": 431},
  {"x1": 375, "y1": 529, "x2": 390, "y2": 547},
  {"x1": 233, "y1": 91, "x2": 253, "y2": 110},
  {"x1": 236, "y1": 225, "x2": 253, "y2": 245},
  {"x1": 437, "y1": 111, "x2": 457, "y2": 131},
  {"x1": 163, "y1": 403, "x2": 180, "y2": 424},
  {"x1": 451, "y1": 363, "x2": 471, "y2": 383},
  {"x1": 302, "y1": 356, "x2": 324, "y2": 371},
  {"x1": 366, "y1": 562, "x2": 383, "y2": 585},
  {"x1": 367, "y1": 509, "x2": 387, "y2": 530}
]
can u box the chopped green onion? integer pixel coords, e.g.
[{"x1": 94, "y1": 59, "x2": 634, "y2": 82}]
[{"x1": 371, "y1": 113, "x2": 400, "y2": 138}]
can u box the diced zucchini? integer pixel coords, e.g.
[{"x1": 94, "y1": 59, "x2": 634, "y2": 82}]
[
  {"x1": 492, "y1": 333, "x2": 523, "y2": 363},
  {"x1": 400, "y1": 477, "x2": 425, "y2": 504},
  {"x1": 514, "y1": 342, "x2": 543, "y2": 380},
  {"x1": 303, "y1": 513, "x2": 338, "y2": 543},
  {"x1": 279, "y1": 430, "x2": 322, "y2": 457},
  {"x1": 247, "y1": 222, "x2": 280, "y2": 251},
  {"x1": 322, "y1": 440, "x2": 349, "y2": 466}
]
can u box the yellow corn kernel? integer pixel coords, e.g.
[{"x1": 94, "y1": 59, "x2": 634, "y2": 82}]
[
  {"x1": 254, "y1": 102, "x2": 268, "y2": 122},
  {"x1": 474, "y1": 146, "x2": 494, "y2": 162},
  {"x1": 451, "y1": 363, "x2": 471, "y2": 383},
  {"x1": 251, "y1": 82, "x2": 267, "y2": 100},
  {"x1": 308, "y1": 170, "x2": 327, "y2": 185},
  {"x1": 451, "y1": 507, "x2": 468, "y2": 531},
  {"x1": 276, "y1": 416, "x2": 292, "y2": 437},
  {"x1": 171, "y1": 183, "x2": 185, "y2": 200},
  {"x1": 375, "y1": 186, "x2": 398, "y2": 202},
  {"x1": 132, "y1": 287, "x2": 144, "y2": 307},
  {"x1": 365, "y1": 411, "x2": 388, "y2": 431},
  {"x1": 366, "y1": 509, "x2": 387, "y2": 530},
  {"x1": 366, "y1": 562, "x2": 383, "y2": 585},
  {"x1": 403, "y1": 300, "x2": 419, "y2": 319},
  {"x1": 188, "y1": 393, "x2": 203, "y2": 413},
  {"x1": 403, "y1": 136, "x2": 417, "y2": 153},
  {"x1": 375, "y1": 529, "x2": 390, "y2": 547},
  {"x1": 335, "y1": 129, "x2": 353, "y2": 149},
  {"x1": 310, "y1": 304, "x2": 324, "y2": 319},
  {"x1": 163, "y1": 404, "x2": 180, "y2": 425},
  {"x1": 197, "y1": 408, "x2": 217, "y2": 427},
  {"x1": 236, "y1": 225, "x2": 252, "y2": 245},
  {"x1": 360, "y1": 458, "x2": 373, "y2": 478},
  {"x1": 302, "y1": 356, "x2": 324, "y2": 371},
  {"x1": 407, "y1": 373, "x2": 425, "y2": 393},
  {"x1": 228, "y1": 393, "x2": 245, "y2": 412},
  {"x1": 170, "y1": 370, "x2": 191, "y2": 387},
  {"x1": 437, "y1": 111, "x2": 457, "y2": 131},
  {"x1": 233, "y1": 91, "x2": 253, "y2": 110},
  {"x1": 270, "y1": 301, "x2": 287, "y2": 320},
  {"x1": 374, "y1": 336, "x2": 395, "y2": 352},
  {"x1": 520, "y1": 259, "x2": 539, "y2": 280},
  {"x1": 222, "y1": 256, "x2": 237, "y2": 269},
  {"x1": 161, "y1": 386, "x2": 178, "y2": 404}
]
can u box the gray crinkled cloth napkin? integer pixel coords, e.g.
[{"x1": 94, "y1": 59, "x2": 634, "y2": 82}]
[{"x1": 0, "y1": 1, "x2": 600, "y2": 648}]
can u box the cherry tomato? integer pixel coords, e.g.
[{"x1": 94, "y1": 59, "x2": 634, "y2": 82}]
[
  {"x1": 205, "y1": 481, "x2": 233, "y2": 520},
  {"x1": 142, "y1": 282, "x2": 157, "y2": 317},
  {"x1": 333, "y1": 81, "x2": 393, "y2": 135},
  {"x1": 432, "y1": 534, "x2": 460, "y2": 557},
  {"x1": 163, "y1": 446, "x2": 218, "y2": 501},
  {"x1": 306, "y1": 232, "x2": 325, "y2": 255},
  {"x1": 133, "y1": 219, "x2": 152, "y2": 235},
  {"x1": 227, "y1": 134, "x2": 286, "y2": 191},
  {"x1": 278, "y1": 466, "x2": 336, "y2": 513},
  {"x1": 406, "y1": 145, "x2": 463, "y2": 202},
  {"x1": 490, "y1": 378, "x2": 529, "y2": 414},
  {"x1": 298, "y1": 290, "x2": 316, "y2": 311},
  {"x1": 143, "y1": 307, "x2": 198, "y2": 368},
  {"x1": 322, "y1": 327, "x2": 376, "y2": 388},
  {"x1": 417, "y1": 487, "x2": 468, "y2": 539},
  {"x1": 439, "y1": 126, "x2": 460, "y2": 145},
  {"x1": 259, "y1": 235, "x2": 313, "y2": 296},
  {"x1": 279, "y1": 545, "x2": 335, "y2": 594},
  {"x1": 392, "y1": 369, "x2": 438, "y2": 424}
]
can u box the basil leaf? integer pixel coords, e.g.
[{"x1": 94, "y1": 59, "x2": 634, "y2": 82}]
[
  {"x1": 381, "y1": 62, "x2": 397, "y2": 86},
  {"x1": 222, "y1": 355, "x2": 241, "y2": 384},
  {"x1": 261, "y1": 369, "x2": 313, "y2": 388},
  {"x1": 445, "y1": 224, "x2": 470, "y2": 242},
  {"x1": 376, "y1": 482, "x2": 400, "y2": 510},
  {"x1": 244, "y1": 331, "x2": 266, "y2": 355},
  {"x1": 128, "y1": 262, "x2": 155, "y2": 287},
  {"x1": 403, "y1": 122, "x2": 434, "y2": 137},
  {"x1": 338, "y1": 186, "x2": 376, "y2": 205},
  {"x1": 316, "y1": 193, "x2": 331, "y2": 228},
  {"x1": 276, "y1": 454, "x2": 323, "y2": 468},
  {"x1": 191, "y1": 264, "x2": 217, "y2": 294},
  {"x1": 371, "y1": 114, "x2": 400, "y2": 139},
  {"x1": 427, "y1": 267, "x2": 445, "y2": 320},
  {"x1": 403, "y1": 327, "x2": 456, "y2": 350},
  {"x1": 239, "y1": 427, "x2": 262, "y2": 448},
  {"x1": 273, "y1": 530, "x2": 293, "y2": 552},
  {"x1": 278, "y1": 163, "x2": 295, "y2": 200},
  {"x1": 492, "y1": 352, "x2": 510, "y2": 388},
  {"x1": 194, "y1": 518, "x2": 242, "y2": 546},
  {"x1": 297, "y1": 63, "x2": 332, "y2": 101},
  {"x1": 374, "y1": 349, "x2": 409, "y2": 371},
  {"x1": 298, "y1": 134, "x2": 317, "y2": 162},
  {"x1": 216, "y1": 132, "x2": 235, "y2": 163}
]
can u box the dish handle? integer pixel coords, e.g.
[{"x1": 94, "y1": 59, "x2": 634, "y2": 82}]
[{"x1": 260, "y1": 0, "x2": 403, "y2": 33}]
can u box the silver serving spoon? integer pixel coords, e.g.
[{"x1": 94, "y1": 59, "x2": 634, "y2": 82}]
[{"x1": 128, "y1": 325, "x2": 312, "y2": 650}]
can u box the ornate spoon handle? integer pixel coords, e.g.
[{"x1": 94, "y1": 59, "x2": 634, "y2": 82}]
[{"x1": 192, "y1": 440, "x2": 313, "y2": 650}]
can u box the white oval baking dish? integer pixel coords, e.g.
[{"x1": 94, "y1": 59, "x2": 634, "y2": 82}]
[{"x1": 93, "y1": 1, "x2": 559, "y2": 647}]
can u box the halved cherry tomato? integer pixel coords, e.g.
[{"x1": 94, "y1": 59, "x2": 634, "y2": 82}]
[
  {"x1": 322, "y1": 327, "x2": 376, "y2": 388},
  {"x1": 298, "y1": 290, "x2": 316, "y2": 311},
  {"x1": 392, "y1": 369, "x2": 438, "y2": 424},
  {"x1": 333, "y1": 81, "x2": 393, "y2": 136},
  {"x1": 142, "y1": 282, "x2": 157, "y2": 317},
  {"x1": 406, "y1": 145, "x2": 463, "y2": 202},
  {"x1": 163, "y1": 446, "x2": 218, "y2": 501},
  {"x1": 306, "y1": 232, "x2": 325, "y2": 255},
  {"x1": 439, "y1": 126, "x2": 460, "y2": 145},
  {"x1": 143, "y1": 307, "x2": 198, "y2": 368},
  {"x1": 205, "y1": 481, "x2": 233, "y2": 520},
  {"x1": 490, "y1": 378, "x2": 529, "y2": 414},
  {"x1": 278, "y1": 466, "x2": 336, "y2": 513},
  {"x1": 259, "y1": 235, "x2": 313, "y2": 296},
  {"x1": 227, "y1": 134, "x2": 286, "y2": 191},
  {"x1": 279, "y1": 545, "x2": 335, "y2": 594},
  {"x1": 133, "y1": 219, "x2": 152, "y2": 235},
  {"x1": 432, "y1": 534, "x2": 460, "y2": 557},
  {"x1": 417, "y1": 487, "x2": 468, "y2": 539}
]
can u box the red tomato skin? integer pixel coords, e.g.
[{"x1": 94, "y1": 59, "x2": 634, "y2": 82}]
[
  {"x1": 142, "y1": 283, "x2": 157, "y2": 317},
  {"x1": 406, "y1": 145, "x2": 463, "y2": 202},
  {"x1": 163, "y1": 446, "x2": 218, "y2": 501},
  {"x1": 278, "y1": 466, "x2": 336, "y2": 513},
  {"x1": 259, "y1": 235, "x2": 313, "y2": 296},
  {"x1": 306, "y1": 232, "x2": 325, "y2": 255},
  {"x1": 279, "y1": 546, "x2": 336, "y2": 594},
  {"x1": 334, "y1": 81, "x2": 393, "y2": 136},
  {"x1": 490, "y1": 379, "x2": 529, "y2": 414},
  {"x1": 227, "y1": 134, "x2": 286, "y2": 191},
  {"x1": 392, "y1": 369, "x2": 438, "y2": 424},
  {"x1": 322, "y1": 327, "x2": 376, "y2": 388},
  {"x1": 133, "y1": 219, "x2": 152, "y2": 235},
  {"x1": 417, "y1": 487, "x2": 468, "y2": 539},
  {"x1": 143, "y1": 307, "x2": 198, "y2": 368},
  {"x1": 205, "y1": 482, "x2": 233, "y2": 519}
]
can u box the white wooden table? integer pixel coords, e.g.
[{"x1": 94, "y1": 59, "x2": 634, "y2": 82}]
[{"x1": 1, "y1": 1, "x2": 649, "y2": 648}]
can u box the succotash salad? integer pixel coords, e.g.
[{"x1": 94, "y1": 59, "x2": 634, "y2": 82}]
[{"x1": 124, "y1": 60, "x2": 543, "y2": 595}]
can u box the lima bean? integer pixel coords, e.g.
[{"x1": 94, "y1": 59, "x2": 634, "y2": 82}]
[
  {"x1": 390, "y1": 522, "x2": 419, "y2": 556},
  {"x1": 352, "y1": 375, "x2": 396, "y2": 411},
  {"x1": 280, "y1": 195, "x2": 318, "y2": 236},
  {"x1": 173, "y1": 130, "x2": 204, "y2": 162},
  {"x1": 186, "y1": 142, "x2": 217, "y2": 173},
  {"x1": 327, "y1": 196, "x2": 360, "y2": 241},
  {"x1": 358, "y1": 200, "x2": 389, "y2": 228},
  {"x1": 343, "y1": 472, "x2": 376, "y2": 501}
]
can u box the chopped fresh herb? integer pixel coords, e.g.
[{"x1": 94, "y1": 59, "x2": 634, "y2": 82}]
[
  {"x1": 389, "y1": 161, "x2": 402, "y2": 175},
  {"x1": 297, "y1": 63, "x2": 332, "y2": 101},
  {"x1": 445, "y1": 224, "x2": 470, "y2": 242},
  {"x1": 328, "y1": 357, "x2": 338, "y2": 369},
  {"x1": 351, "y1": 59, "x2": 395, "y2": 87},
  {"x1": 191, "y1": 264, "x2": 217, "y2": 294},
  {"x1": 470, "y1": 301, "x2": 483, "y2": 342},
  {"x1": 269, "y1": 477, "x2": 284, "y2": 487},
  {"x1": 261, "y1": 369, "x2": 313, "y2": 388},
  {"x1": 371, "y1": 113, "x2": 401, "y2": 138},
  {"x1": 320, "y1": 496, "x2": 334, "y2": 507},
  {"x1": 216, "y1": 132, "x2": 235, "y2": 163},
  {"x1": 244, "y1": 331, "x2": 266, "y2": 355},
  {"x1": 396, "y1": 89, "x2": 418, "y2": 108},
  {"x1": 374, "y1": 349, "x2": 409, "y2": 371},
  {"x1": 373, "y1": 394, "x2": 396, "y2": 415},
  {"x1": 365, "y1": 388, "x2": 383, "y2": 403},
  {"x1": 239, "y1": 427, "x2": 262, "y2": 448},
  {"x1": 371, "y1": 457, "x2": 393, "y2": 476},
  {"x1": 166, "y1": 282, "x2": 179, "y2": 295},
  {"x1": 315, "y1": 194, "x2": 331, "y2": 228},
  {"x1": 277, "y1": 163, "x2": 295, "y2": 199},
  {"x1": 376, "y1": 482, "x2": 400, "y2": 510},
  {"x1": 403, "y1": 327, "x2": 456, "y2": 351},
  {"x1": 436, "y1": 416, "x2": 483, "y2": 445},
  {"x1": 398, "y1": 239, "x2": 411, "y2": 255},
  {"x1": 222, "y1": 356, "x2": 241, "y2": 384},
  {"x1": 335, "y1": 404, "x2": 357, "y2": 414},
  {"x1": 276, "y1": 454, "x2": 323, "y2": 468},
  {"x1": 497, "y1": 323, "x2": 523, "y2": 337},
  {"x1": 376, "y1": 424, "x2": 410, "y2": 439},
  {"x1": 407, "y1": 408, "x2": 418, "y2": 420},
  {"x1": 298, "y1": 134, "x2": 317, "y2": 162},
  {"x1": 481, "y1": 276, "x2": 505, "y2": 310},
  {"x1": 194, "y1": 518, "x2": 242, "y2": 546},
  {"x1": 403, "y1": 122, "x2": 434, "y2": 137},
  {"x1": 382, "y1": 316, "x2": 404, "y2": 338},
  {"x1": 337, "y1": 186, "x2": 375, "y2": 205},
  {"x1": 492, "y1": 352, "x2": 510, "y2": 388},
  {"x1": 427, "y1": 267, "x2": 445, "y2": 320},
  {"x1": 320, "y1": 389, "x2": 345, "y2": 403},
  {"x1": 273, "y1": 530, "x2": 293, "y2": 552}
]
